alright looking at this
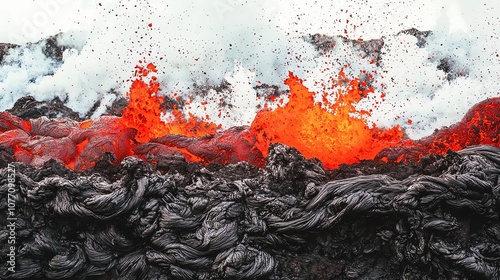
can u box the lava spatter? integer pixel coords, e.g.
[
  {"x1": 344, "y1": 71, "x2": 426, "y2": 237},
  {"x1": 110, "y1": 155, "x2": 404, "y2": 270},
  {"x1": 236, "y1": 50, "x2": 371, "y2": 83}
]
[
  {"x1": 250, "y1": 70, "x2": 407, "y2": 169},
  {"x1": 120, "y1": 62, "x2": 218, "y2": 143}
]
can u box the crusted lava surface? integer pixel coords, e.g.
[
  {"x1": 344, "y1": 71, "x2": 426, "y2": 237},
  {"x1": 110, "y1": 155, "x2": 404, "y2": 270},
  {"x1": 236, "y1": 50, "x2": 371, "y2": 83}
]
[{"x1": 1, "y1": 143, "x2": 500, "y2": 279}]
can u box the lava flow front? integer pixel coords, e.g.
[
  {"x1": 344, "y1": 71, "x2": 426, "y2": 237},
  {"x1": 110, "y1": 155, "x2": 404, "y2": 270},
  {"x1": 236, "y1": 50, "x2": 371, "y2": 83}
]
[{"x1": 0, "y1": 62, "x2": 499, "y2": 170}]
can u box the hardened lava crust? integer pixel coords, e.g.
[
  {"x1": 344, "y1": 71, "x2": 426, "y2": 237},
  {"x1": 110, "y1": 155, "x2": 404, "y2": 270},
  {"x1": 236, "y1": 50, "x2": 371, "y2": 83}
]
[{"x1": 1, "y1": 143, "x2": 500, "y2": 279}]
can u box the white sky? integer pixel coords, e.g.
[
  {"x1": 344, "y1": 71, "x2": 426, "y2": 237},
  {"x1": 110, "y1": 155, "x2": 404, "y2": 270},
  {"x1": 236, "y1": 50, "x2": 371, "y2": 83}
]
[
  {"x1": 1, "y1": 0, "x2": 97, "y2": 44},
  {"x1": 0, "y1": 0, "x2": 480, "y2": 44}
]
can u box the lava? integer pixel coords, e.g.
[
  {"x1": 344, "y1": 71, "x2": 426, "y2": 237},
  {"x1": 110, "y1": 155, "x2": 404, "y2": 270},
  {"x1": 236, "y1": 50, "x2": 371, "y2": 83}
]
[
  {"x1": 120, "y1": 62, "x2": 218, "y2": 142},
  {"x1": 121, "y1": 62, "x2": 408, "y2": 168},
  {"x1": 250, "y1": 70, "x2": 407, "y2": 169},
  {"x1": 376, "y1": 97, "x2": 500, "y2": 162},
  {"x1": 0, "y1": 62, "x2": 498, "y2": 170}
]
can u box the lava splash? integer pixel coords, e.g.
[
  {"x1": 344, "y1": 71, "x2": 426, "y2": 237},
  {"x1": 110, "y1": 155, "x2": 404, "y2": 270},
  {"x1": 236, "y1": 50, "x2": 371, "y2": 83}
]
[
  {"x1": 250, "y1": 70, "x2": 406, "y2": 168},
  {"x1": 120, "y1": 62, "x2": 219, "y2": 142}
]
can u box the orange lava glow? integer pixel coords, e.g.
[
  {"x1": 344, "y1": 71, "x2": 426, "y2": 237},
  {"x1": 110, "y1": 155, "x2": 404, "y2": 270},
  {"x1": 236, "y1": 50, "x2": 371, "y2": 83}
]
[
  {"x1": 0, "y1": 61, "x2": 498, "y2": 171},
  {"x1": 375, "y1": 97, "x2": 500, "y2": 163},
  {"x1": 120, "y1": 63, "x2": 218, "y2": 142},
  {"x1": 414, "y1": 97, "x2": 500, "y2": 157},
  {"x1": 121, "y1": 63, "x2": 408, "y2": 168},
  {"x1": 250, "y1": 70, "x2": 407, "y2": 169}
]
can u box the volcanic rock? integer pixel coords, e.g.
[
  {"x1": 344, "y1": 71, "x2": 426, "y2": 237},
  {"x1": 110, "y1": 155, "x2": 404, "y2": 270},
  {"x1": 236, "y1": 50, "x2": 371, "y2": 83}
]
[
  {"x1": 306, "y1": 28, "x2": 467, "y2": 81},
  {"x1": 0, "y1": 34, "x2": 67, "y2": 65},
  {"x1": 397, "y1": 28, "x2": 432, "y2": 48},
  {"x1": 1, "y1": 144, "x2": 500, "y2": 279},
  {"x1": 0, "y1": 43, "x2": 17, "y2": 63},
  {"x1": 7, "y1": 96, "x2": 81, "y2": 121}
]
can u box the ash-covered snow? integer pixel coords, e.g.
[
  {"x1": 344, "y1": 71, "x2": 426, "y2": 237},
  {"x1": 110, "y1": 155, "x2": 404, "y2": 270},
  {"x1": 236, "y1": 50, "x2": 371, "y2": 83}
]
[{"x1": 0, "y1": 0, "x2": 498, "y2": 139}]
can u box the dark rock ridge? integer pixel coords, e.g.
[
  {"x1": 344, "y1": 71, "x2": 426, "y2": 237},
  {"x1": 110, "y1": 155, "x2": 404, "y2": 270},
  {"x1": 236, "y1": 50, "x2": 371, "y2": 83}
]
[
  {"x1": 1, "y1": 144, "x2": 500, "y2": 279},
  {"x1": 305, "y1": 28, "x2": 467, "y2": 81},
  {"x1": 7, "y1": 96, "x2": 81, "y2": 121},
  {"x1": 0, "y1": 43, "x2": 17, "y2": 63},
  {"x1": 0, "y1": 34, "x2": 67, "y2": 65}
]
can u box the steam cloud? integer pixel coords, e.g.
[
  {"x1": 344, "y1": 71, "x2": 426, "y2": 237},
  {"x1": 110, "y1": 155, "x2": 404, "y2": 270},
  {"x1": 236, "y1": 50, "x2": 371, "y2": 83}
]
[{"x1": 0, "y1": 0, "x2": 498, "y2": 138}]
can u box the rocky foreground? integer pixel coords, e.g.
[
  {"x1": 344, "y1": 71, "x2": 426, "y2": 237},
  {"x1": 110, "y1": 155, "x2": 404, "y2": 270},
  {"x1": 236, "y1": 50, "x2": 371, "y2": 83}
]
[{"x1": 1, "y1": 144, "x2": 500, "y2": 279}]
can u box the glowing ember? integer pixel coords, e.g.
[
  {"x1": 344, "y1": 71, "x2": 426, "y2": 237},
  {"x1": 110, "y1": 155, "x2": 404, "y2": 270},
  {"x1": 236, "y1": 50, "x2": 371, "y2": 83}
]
[{"x1": 250, "y1": 70, "x2": 407, "y2": 169}]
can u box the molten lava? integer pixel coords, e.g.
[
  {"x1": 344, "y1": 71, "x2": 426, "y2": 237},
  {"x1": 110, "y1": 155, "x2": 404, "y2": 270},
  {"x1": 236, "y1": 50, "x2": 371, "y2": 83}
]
[
  {"x1": 250, "y1": 70, "x2": 406, "y2": 169},
  {"x1": 120, "y1": 63, "x2": 218, "y2": 142},
  {"x1": 120, "y1": 63, "x2": 408, "y2": 168},
  {"x1": 376, "y1": 97, "x2": 500, "y2": 163},
  {"x1": 0, "y1": 62, "x2": 498, "y2": 170}
]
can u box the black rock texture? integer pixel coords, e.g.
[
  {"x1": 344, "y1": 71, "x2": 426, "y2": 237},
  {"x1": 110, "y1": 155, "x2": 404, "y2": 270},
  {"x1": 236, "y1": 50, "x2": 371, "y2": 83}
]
[
  {"x1": 306, "y1": 28, "x2": 467, "y2": 82},
  {"x1": 0, "y1": 34, "x2": 67, "y2": 65},
  {"x1": 7, "y1": 96, "x2": 81, "y2": 121},
  {"x1": 1, "y1": 144, "x2": 500, "y2": 279},
  {"x1": 0, "y1": 43, "x2": 18, "y2": 63}
]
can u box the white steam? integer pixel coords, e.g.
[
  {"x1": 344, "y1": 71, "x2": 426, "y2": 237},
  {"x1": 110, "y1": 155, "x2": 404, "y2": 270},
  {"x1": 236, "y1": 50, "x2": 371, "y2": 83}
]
[
  {"x1": 0, "y1": 43, "x2": 60, "y2": 107},
  {"x1": 0, "y1": 0, "x2": 498, "y2": 139}
]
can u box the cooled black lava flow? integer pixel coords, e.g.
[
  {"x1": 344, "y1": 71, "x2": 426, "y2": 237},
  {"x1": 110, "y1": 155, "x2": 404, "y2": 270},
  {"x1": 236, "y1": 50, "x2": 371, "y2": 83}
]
[{"x1": 1, "y1": 143, "x2": 500, "y2": 280}]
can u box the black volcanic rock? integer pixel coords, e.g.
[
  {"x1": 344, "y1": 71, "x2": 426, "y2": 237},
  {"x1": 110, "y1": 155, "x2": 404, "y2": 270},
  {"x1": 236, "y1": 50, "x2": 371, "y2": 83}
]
[
  {"x1": 42, "y1": 35, "x2": 66, "y2": 62},
  {"x1": 105, "y1": 96, "x2": 129, "y2": 117},
  {"x1": 6, "y1": 96, "x2": 81, "y2": 121},
  {"x1": 0, "y1": 43, "x2": 17, "y2": 63},
  {"x1": 1, "y1": 144, "x2": 500, "y2": 279},
  {"x1": 397, "y1": 28, "x2": 432, "y2": 48},
  {"x1": 0, "y1": 34, "x2": 67, "y2": 65},
  {"x1": 305, "y1": 28, "x2": 466, "y2": 81}
]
